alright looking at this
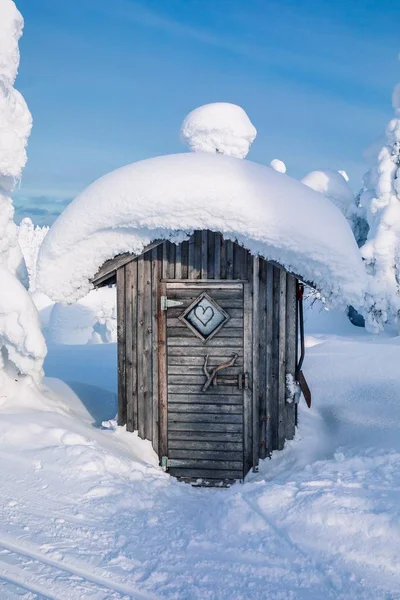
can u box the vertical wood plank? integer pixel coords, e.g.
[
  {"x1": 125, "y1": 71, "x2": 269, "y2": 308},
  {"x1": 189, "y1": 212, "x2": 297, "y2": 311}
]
[
  {"x1": 207, "y1": 230, "x2": 215, "y2": 279},
  {"x1": 252, "y1": 256, "x2": 260, "y2": 470},
  {"x1": 214, "y1": 232, "x2": 221, "y2": 279},
  {"x1": 193, "y1": 230, "x2": 202, "y2": 279},
  {"x1": 285, "y1": 274, "x2": 297, "y2": 440},
  {"x1": 158, "y1": 281, "x2": 168, "y2": 458},
  {"x1": 258, "y1": 259, "x2": 267, "y2": 459},
  {"x1": 117, "y1": 267, "x2": 126, "y2": 426},
  {"x1": 137, "y1": 255, "x2": 145, "y2": 439},
  {"x1": 175, "y1": 243, "x2": 182, "y2": 280},
  {"x1": 188, "y1": 233, "x2": 195, "y2": 279},
  {"x1": 125, "y1": 260, "x2": 137, "y2": 432},
  {"x1": 278, "y1": 270, "x2": 287, "y2": 450},
  {"x1": 271, "y1": 266, "x2": 280, "y2": 451},
  {"x1": 220, "y1": 236, "x2": 227, "y2": 279},
  {"x1": 162, "y1": 242, "x2": 168, "y2": 280},
  {"x1": 243, "y1": 273, "x2": 253, "y2": 476},
  {"x1": 151, "y1": 246, "x2": 160, "y2": 454},
  {"x1": 226, "y1": 240, "x2": 234, "y2": 279},
  {"x1": 143, "y1": 252, "x2": 153, "y2": 441},
  {"x1": 181, "y1": 240, "x2": 189, "y2": 279},
  {"x1": 265, "y1": 262, "x2": 274, "y2": 455},
  {"x1": 201, "y1": 230, "x2": 208, "y2": 279},
  {"x1": 167, "y1": 242, "x2": 175, "y2": 279}
]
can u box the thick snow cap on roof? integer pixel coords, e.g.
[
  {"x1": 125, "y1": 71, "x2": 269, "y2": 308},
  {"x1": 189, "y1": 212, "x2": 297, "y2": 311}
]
[
  {"x1": 180, "y1": 103, "x2": 256, "y2": 158},
  {"x1": 37, "y1": 153, "x2": 366, "y2": 307}
]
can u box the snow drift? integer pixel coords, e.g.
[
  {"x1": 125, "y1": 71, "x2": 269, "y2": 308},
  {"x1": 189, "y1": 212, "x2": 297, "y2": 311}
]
[{"x1": 37, "y1": 152, "x2": 365, "y2": 308}]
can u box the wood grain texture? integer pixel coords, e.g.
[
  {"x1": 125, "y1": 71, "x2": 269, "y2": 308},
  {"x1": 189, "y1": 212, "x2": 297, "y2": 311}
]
[
  {"x1": 243, "y1": 277, "x2": 253, "y2": 475},
  {"x1": 252, "y1": 256, "x2": 260, "y2": 470},
  {"x1": 285, "y1": 274, "x2": 297, "y2": 440},
  {"x1": 109, "y1": 230, "x2": 300, "y2": 485},
  {"x1": 265, "y1": 262, "x2": 274, "y2": 455},
  {"x1": 116, "y1": 267, "x2": 126, "y2": 426},
  {"x1": 125, "y1": 260, "x2": 137, "y2": 432},
  {"x1": 158, "y1": 280, "x2": 168, "y2": 457},
  {"x1": 278, "y1": 270, "x2": 287, "y2": 450},
  {"x1": 258, "y1": 259, "x2": 267, "y2": 459},
  {"x1": 151, "y1": 246, "x2": 160, "y2": 453}
]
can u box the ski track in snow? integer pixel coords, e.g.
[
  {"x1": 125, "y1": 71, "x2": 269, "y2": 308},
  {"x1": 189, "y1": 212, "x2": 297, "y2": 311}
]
[{"x1": 0, "y1": 332, "x2": 400, "y2": 599}]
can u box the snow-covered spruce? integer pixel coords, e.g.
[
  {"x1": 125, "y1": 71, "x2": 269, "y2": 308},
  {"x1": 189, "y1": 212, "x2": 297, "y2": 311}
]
[
  {"x1": 0, "y1": 0, "x2": 46, "y2": 389},
  {"x1": 18, "y1": 217, "x2": 49, "y2": 290},
  {"x1": 180, "y1": 102, "x2": 257, "y2": 158},
  {"x1": 37, "y1": 151, "x2": 365, "y2": 309},
  {"x1": 359, "y1": 80, "x2": 400, "y2": 332}
]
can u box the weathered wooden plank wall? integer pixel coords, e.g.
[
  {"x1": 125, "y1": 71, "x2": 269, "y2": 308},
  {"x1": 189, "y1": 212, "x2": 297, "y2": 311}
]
[{"x1": 115, "y1": 230, "x2": 298, "y2": 477}]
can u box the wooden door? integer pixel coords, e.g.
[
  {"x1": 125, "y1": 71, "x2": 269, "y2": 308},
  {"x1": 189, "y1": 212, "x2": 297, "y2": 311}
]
[{"x1": 160, "y1": 281, "x2": 251, "y2": 484}]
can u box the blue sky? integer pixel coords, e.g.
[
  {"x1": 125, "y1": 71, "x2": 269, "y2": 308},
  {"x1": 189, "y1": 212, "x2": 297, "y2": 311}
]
[{"x1": 14, "y1": 0, "x2": 400, "y2": 225}]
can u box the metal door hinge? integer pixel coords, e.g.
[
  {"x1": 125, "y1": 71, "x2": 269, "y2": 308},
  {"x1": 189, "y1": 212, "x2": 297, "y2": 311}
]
[{"x1": 161, "y1": 296, "x2": 184, "y2": 311}]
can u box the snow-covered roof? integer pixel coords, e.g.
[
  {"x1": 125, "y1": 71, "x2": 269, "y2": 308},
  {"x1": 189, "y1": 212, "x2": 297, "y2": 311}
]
[{"x1": 36, "y1": 152, "x2": 366, "y2": 307}]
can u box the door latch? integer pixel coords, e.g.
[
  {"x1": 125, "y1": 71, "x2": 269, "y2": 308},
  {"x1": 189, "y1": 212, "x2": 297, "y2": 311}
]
[{"x1": 202, "y1": 354, "x2": 239, "y2": 391}]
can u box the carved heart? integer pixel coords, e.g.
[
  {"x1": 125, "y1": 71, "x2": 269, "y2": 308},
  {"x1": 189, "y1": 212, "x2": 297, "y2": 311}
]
[{"x1": 194, "y1": 305, "x2": 214, "y2": 327}]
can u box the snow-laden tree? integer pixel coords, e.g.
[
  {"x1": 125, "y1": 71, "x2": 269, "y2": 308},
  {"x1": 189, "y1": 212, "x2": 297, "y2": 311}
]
[
  {"x1": 18, "y1": 217, "x2": 49, "y2": 290},
  {"x1": 0, "y1": 0, "x2": 46, "y2": 390},
  {"x1": 360, "y1": 82, "x2": 400, "y2": 332}
]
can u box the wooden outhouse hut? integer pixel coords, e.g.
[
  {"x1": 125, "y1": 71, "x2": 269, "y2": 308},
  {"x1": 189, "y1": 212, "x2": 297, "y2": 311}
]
[
  {"x1": 92, "y1": 231, "x2": 306, "y2": 484},
  {"x1": 37, "y1": 151, "x2": 365, "y2": 486}
]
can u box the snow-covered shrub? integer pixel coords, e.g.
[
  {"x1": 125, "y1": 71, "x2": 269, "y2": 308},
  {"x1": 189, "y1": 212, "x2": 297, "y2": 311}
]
[
  {"x1": 0, "y1": 0, "x2": 46, "y2": 389},
  {"x1": 180, "y1": 102, "x2": 256, "y2": 158},
  {"x1": 359, "y1": 81, "x2": 400, "y2": 332}
]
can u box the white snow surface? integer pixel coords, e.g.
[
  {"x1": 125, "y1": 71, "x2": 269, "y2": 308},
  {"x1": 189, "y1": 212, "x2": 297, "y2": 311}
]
[
  {"x1": 180, "y1": 102, "x2": 256, "y2": 158},
  {"x1": 0, "y1": 314, "x2": 399, "y2": 598},
  {"x1": 302, "y1": 168, "x2": 355, "y2": 216},
  {"x1": 37, "y1": 152, "x2": 366, "y2": 308}
]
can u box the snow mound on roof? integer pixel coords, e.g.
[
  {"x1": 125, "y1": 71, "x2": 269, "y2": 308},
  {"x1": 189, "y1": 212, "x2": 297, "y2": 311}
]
[
  {"x1": 270, "y1": 159, "x2": 287, "y2": 174},
  {"x1": 36, "y1": 152, "x2": 366, "y2": 307},
  {"x1": 302, "y1": 169, "x2": 355, "y2": 216},
  {"x1": 180, "y1": 103, "x2": 256, "y2": 158}
]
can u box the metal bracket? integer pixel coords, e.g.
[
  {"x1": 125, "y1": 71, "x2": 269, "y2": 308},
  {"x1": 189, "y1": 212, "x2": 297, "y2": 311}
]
[{"x1": 161, "y1": 296, "x2": 184, "y2": 311}]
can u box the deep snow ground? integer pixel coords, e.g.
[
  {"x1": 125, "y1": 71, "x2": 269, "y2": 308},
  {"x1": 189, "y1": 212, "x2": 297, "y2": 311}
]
[{"x1": 0, "y1": 311, "x2": 399, "y2": 599}]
